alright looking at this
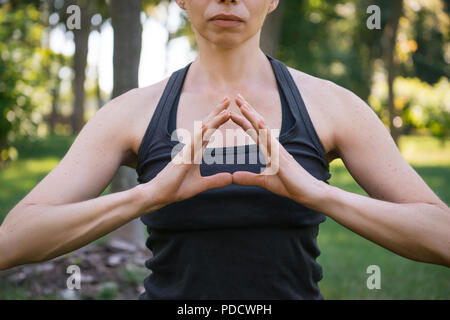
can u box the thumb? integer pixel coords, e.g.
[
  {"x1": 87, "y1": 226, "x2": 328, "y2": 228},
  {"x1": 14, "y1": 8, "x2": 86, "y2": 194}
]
[
  {"x1": 232, "y1": 171, "x2": 265, "y2": 188},
  {"x1": 199, "y1": 172, "x2": 233, "y2": 192}
]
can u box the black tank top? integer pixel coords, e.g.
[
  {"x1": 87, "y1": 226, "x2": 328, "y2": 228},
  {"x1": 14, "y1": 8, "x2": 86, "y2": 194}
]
[{"x1": 136, "y1": 54, "x2": 332, "y2": 300}]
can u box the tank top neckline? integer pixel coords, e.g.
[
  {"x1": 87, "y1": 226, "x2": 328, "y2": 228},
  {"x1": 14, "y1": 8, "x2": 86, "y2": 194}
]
[
  {"x1": 136, "y1": 54, "x2": 330, "y2": 174},
  {"x1": 164, "y1": 54, "x2": 300, "y2": 153}
]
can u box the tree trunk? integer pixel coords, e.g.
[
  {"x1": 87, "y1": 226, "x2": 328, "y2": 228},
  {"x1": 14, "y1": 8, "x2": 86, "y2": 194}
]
[
  {"x1": 108, "y1": 0, "x2": 145, "y2": 249},
  {"x1": 260, "y1": 0, "x2": 286, "y2": 58},
  {"x1": 41, "y1": 0, "x2": 59, "y2": 134},
  {"x1": 50, "y1": 81, "x2": 61, "y2": 134},
  {"x1": 50, "y1": 54, "x2": 65, "y2": 134},
  {"x1": 382, "y1": 0, "x2": 403, "y2": 146},
  {"x1": 71, "y1": 0, "x2": 90, "y2": 134},
  {"x1": 111, "y1": 0, "x2": 142, "y2": 98}
]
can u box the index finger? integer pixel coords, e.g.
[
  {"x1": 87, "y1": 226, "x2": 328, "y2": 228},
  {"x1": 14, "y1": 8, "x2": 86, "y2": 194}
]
[
  {"x1": 174, "y1": 101, "x2": 231, "y2": 165},
  {"x1": 234, "y1": 94, "x2": 276, "y2": 165}
]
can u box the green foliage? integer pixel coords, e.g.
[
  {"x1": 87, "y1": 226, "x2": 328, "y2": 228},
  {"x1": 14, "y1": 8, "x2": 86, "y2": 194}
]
[
  {"x1": 278, "y1": 0, "x2": 380, "y2": 99},
  {"x1": 96, "y1": 282, "x2": 118, "y2": 300},
  {"x1": 0, "y1": 3, "x2": 41, "y2": 160},
  {"x1": 370, "y1": 76, "x2": 450, "y2": 138},
  {"x1": 121, "y1": 265, "x2": 148, "y2": 286},
  {"x1": 0, "y1": 2, "x2": 67, "y2": 163},
  {"x1": 408, "y1": 7, "x2": 449, "y2": 84},
  {"x1": 398, "y1": 77, "x2": 450, "y2": 138},
  {"x1": 278, "y1": 0, "x2": 449, "y2": 138}
]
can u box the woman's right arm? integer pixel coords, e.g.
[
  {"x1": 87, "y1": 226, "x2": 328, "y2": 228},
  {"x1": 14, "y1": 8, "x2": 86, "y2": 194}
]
[
  {"x1": 0, "y1": 89, "x2": 163, "y2": 270},
  {"x1": 0, "y1": 89, "x2": 233, "y2": 271}
]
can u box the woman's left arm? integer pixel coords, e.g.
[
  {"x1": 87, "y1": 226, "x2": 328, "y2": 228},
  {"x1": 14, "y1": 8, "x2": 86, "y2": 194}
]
[
  {"x1": 231, "y1": 86, "x2": 450, "y2": 268},
  {"x1": 309, "y1": 83, "x2": 450, "y2": 267}
]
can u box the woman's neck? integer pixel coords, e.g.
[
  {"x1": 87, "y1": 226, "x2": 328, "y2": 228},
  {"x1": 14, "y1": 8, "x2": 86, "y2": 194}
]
[{"x1": 189, "y1": 36, "x2": 273, "y2": 94}]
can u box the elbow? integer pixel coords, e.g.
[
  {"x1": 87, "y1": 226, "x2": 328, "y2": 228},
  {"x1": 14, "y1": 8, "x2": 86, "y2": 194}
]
[
  {"x1": 435, "y1": 204, "x2": 450, "y2": 267},
  {"x1": 421, "y1": 203, "x2": 450, "y2": 267},
  {"x1": 0, "y1": 253, "x2": 9, "y2": 270},
  {"x1": 0, "y1": 226, "x2": 46, "y2": 271},
  {"x1": 409, "y1": 247, "x2": 450, "y2": 268},
  {"x1": 0, "y1": 204, "x2": 43, "y2": 270},
  {"x1": 435, "y1": 247, "x2": 450, "y2": 268},
  {"x1": 0, "y1": 221, "x2": 25, "y2": 271},
  {"x1": 421, "y1": 238, "x2": 450, "y2": 268},
  {"x1": 0, "y1": 230, "x2": 13, "y2": 271},
  {"x1": 0, "y1": 258, "x2": 12, "y2": 271}
]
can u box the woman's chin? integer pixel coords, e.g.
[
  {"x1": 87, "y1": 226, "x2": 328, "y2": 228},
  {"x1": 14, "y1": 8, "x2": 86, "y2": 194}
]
[{"x1": 207, "y1": 35, "x2": 247, "y2": 49}]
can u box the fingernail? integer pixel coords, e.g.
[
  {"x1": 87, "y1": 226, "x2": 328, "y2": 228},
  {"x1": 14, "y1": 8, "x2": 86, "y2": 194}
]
[{"x1": 222, "y1": 96, "x2": 229, "y2": 103}]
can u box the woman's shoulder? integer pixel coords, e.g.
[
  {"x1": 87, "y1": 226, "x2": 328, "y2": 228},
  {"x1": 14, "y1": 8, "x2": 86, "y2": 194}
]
[
  {"x1": 285, "y1": 65, "x2": 379, "y2": 162},
  {"x1": 110, "y1": 76, "x2": 170, "y2": 111},
  {"x1": 95, "y1": 76, "x2": 171, "y2": 168},
  {"x1": 286, "y1": 65, "x2": 371, "y2": 116},
  {"x1": 285, "y1": 65, "x2": 355, "y2": 105}
]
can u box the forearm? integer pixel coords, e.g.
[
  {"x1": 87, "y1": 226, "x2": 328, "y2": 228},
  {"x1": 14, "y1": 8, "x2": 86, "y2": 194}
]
[
  {"x1": 0, "y1": 183, "x2": 159, "y2": 270},
  {"x1": 306, "y1": 183, "x2": 450, "y2": 267}
]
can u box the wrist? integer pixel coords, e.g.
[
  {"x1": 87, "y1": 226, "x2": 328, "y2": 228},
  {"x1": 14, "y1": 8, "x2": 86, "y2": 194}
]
[
  {"x1": 300, "y1": 179, "x2": 335, "y2": 212},
  {"x1": 130, "y1": 181, "x2": 166, "y2": 217}
]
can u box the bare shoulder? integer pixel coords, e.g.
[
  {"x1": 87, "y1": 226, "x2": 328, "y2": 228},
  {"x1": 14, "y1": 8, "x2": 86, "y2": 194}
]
[
  {"x1": 101, "y1": 76, "x2": 170, "y2": 169},
  {"x1": 286, "y1": 66, "x2": 373, "y2": 162}
]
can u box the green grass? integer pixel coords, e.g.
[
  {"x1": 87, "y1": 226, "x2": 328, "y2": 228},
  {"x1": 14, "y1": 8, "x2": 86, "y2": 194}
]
[{"x1": 0, "y1": 134, "x2": 449, "y2": 299}]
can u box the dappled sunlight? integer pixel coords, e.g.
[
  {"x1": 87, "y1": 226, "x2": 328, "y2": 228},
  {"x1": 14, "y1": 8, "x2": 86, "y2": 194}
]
[{"x1": 399, "y1": 135, "x2": 450, "y2": 166}]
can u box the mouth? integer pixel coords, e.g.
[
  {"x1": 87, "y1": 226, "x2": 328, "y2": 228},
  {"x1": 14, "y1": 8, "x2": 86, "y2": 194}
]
[{"x1": 209, "y1": 13, "x2": 243, "y2": 28}]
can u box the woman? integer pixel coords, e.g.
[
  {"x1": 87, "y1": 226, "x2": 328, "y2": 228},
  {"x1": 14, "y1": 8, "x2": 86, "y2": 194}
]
[{"x1": 0, "y1": 0, "x2": 449, "y2": 300}]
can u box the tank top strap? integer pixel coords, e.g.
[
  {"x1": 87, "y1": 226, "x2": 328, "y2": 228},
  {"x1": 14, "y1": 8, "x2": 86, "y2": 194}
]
[
  {"x1": 137, "y1": 63, "x2": 192, "y2": 170},
  {"x1": 265, "y1": 54, "x2": 328, "y2": 164}
]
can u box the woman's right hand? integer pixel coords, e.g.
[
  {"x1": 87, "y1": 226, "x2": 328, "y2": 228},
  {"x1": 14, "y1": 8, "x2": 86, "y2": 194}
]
[{"x1": 135, "y1": 96, "x2": 233, "y2": 213}]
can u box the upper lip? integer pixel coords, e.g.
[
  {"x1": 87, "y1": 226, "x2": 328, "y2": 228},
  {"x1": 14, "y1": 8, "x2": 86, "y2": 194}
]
[{"x1": 209, "y1": 13, "x2": 243, "y2": 21}]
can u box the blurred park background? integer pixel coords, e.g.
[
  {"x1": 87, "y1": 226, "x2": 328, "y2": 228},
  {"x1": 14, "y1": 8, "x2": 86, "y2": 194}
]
[{"x1": 0, "y1": 0, "x2": 449, "y2": 299}]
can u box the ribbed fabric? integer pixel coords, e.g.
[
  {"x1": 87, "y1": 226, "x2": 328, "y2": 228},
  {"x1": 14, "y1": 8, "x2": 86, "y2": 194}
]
[{"x1": 135, "y1": 54, "x2": 332, "y2": 300}]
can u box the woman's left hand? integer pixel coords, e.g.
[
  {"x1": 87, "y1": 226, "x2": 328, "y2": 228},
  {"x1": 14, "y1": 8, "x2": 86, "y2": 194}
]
[{"x1": 229, "y1": 93, "x2": 328, "y2": 207}]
